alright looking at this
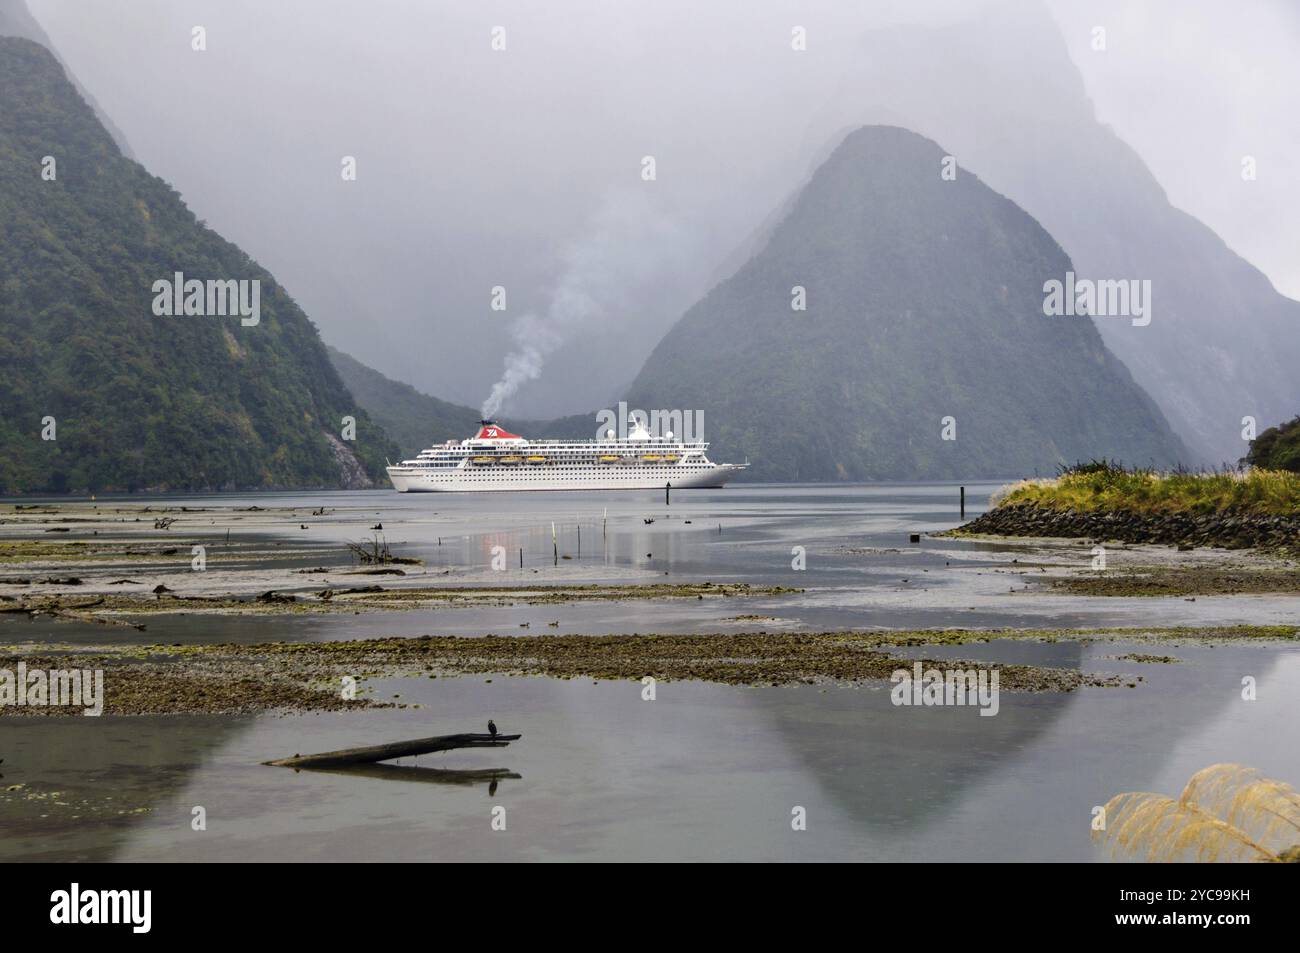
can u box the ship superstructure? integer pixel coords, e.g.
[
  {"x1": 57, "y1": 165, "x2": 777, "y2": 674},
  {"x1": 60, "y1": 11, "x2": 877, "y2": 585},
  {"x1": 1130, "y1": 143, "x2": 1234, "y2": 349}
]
[{"x1": 386, "y1": 418, "x2": 745, "y2": 492}]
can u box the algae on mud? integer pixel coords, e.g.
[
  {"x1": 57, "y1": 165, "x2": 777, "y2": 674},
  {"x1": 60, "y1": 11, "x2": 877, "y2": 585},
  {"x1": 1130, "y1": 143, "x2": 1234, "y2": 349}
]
[
  {"x1": 1045, "y1": 566, "x2": 1300, "y2": 597},
  {"x1": 4, "y1": 624, "x2": 1293, "y2": 717},
  {"x1": 0, "y1": 582, "x2": 805, "y2": 631}
]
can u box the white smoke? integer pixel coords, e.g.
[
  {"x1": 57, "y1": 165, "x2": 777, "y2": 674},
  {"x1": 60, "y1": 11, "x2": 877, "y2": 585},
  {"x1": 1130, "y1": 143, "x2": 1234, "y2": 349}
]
[{"x1": 481, "y1": 190, "x2": 693, "y2": 419}]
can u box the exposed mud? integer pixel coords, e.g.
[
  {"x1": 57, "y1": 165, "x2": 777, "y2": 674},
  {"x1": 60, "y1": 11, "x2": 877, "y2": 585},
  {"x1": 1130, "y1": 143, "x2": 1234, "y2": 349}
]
[{"x1": 5, "y1": 624, "x2": 1292, "y2": 716}]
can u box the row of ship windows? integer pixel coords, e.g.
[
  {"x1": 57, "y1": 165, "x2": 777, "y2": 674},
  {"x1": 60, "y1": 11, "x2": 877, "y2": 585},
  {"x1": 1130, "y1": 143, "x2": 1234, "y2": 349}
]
[
  {"x1": 417, "y1": 450, "x2": 699, "y2": 455},
  {"x1": 405, "y1": 457, "x2": 702, "y2": 465},
  {"x1": 426, "y1": 473, "x2": 702, "y2": 475},
  {"x1": 421, "y1": 467, "x2": 708, "y2": 473},
  {"x1": 416, "y1": 465, "x2": 707, "y2": 470}
]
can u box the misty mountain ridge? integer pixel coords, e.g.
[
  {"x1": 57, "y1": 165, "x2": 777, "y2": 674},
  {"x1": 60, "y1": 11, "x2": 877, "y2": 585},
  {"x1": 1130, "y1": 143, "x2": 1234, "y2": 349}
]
[
  {"x1": 326, "y1": 345, "x2": 484, "y2": 457},
  {"x1": 9, "y1": 0, "x2": 1282, "y2": 489},
  {"x1": 0, "y1": 37, "x2": 396, "y2": 492},
  {"x1": 0, "y1": 0, "x2": 133, "y2": 158},
  {"x1": 625, "y1": 125, "x2": 1189, "y2": 481},
  {"x1": 782, "y1": 1, "x2": 1300, "y2": 463},
  {"x1": 326, "y1": 345, "x2": 594, "y2": 457},
  {"x1": 328, "y1": 126, "x2": 1196, "y2": 482}
]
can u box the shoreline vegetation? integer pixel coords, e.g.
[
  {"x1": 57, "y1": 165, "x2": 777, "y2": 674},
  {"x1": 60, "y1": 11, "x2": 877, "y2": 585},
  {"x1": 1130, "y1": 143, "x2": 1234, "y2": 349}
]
[
  {"x1": 946, "y1": 462, "x2": 1300, "y2": 555},
  {"x1": 3, "y1": 625, "x2": 1295, "y2": 716},
  {"x1": 1096, "y1": 763, "x2": 1300, "y2": 863}
]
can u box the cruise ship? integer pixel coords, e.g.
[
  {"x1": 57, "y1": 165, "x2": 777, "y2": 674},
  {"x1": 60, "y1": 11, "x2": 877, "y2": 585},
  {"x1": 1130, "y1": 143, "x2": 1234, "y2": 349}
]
[{"x1": 386, "y1": 418, "x2": 746, "y2": 492}]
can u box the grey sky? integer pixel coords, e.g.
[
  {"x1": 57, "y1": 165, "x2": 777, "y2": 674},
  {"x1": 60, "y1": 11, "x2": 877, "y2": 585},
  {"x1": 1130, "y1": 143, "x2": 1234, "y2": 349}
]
[
  {"x1": 1050, "y1": 0, "x2": 1300, "y2": 301},
  {"x1": 28, "y1": 0, "x2": 1300, "y2": 416}
]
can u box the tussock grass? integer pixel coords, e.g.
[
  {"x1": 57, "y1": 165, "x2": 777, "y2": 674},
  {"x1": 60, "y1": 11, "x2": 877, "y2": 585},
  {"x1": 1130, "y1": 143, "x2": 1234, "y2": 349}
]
[
  {"x1": 1095, "y1": 763, "x2": 1300, "y2": 863},
  {"x1": 996, "y1": 461, "x2": 1300, "y2": 516}
]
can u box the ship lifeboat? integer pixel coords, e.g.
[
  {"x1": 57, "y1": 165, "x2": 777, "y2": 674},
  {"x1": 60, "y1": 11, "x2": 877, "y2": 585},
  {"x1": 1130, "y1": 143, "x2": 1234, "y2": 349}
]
[
  {"x1": 641, "y1": 454, "x2": 663, "y2": 462},
  {"x1": 470, "y1": 456, "x2": 493, "y2": 464},
  {"x1": 526, "y1": 455, "x2": 547, "y2": 464},
  {"x1": 662, "y1": 455, "x2": 679, "y2": 463},
  {"x1": 500, "y1": 455, "x2": 522, "y2": 464},
  {"x1": 598, "y1": 454, "x2": 621, "y2": 464}
]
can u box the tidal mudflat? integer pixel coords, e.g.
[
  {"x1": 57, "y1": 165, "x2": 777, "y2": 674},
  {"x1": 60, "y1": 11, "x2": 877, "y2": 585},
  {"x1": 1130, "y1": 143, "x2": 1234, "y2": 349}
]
[{"x1": 2, "y1": 484, "x2": 1297, "y2": 861}]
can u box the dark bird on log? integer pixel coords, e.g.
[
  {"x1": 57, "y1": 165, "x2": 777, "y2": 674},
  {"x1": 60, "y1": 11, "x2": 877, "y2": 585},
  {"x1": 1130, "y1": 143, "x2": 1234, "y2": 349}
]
[{"x1": 488, "y1": 720, "x2": 498, "y2": 738}]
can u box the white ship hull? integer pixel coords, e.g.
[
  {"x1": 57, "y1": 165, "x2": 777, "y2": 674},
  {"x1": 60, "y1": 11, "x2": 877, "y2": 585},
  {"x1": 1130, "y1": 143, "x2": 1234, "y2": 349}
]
[
  {"x1": 386, "y1": 418, "x2": 746, "y2": 493},
  {"x1": 387, "y1": 462, "x2": 743, "y2": 493}
]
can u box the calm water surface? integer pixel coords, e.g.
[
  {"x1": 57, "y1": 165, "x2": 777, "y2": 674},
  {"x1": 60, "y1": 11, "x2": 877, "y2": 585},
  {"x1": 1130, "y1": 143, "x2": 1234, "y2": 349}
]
[{"x1": 2, "y1": 483, "x2": 1296, "y2": 861}]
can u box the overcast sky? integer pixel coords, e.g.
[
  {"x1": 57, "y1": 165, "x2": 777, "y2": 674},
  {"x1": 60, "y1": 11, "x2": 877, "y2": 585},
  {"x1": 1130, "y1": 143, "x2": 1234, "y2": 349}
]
[
  {"x1": 1050, "y1": 0, "x2": 1300, "y2": 301},
  {"x1": 27, "y1": 0, "x2": 1300, "y2": 416}
]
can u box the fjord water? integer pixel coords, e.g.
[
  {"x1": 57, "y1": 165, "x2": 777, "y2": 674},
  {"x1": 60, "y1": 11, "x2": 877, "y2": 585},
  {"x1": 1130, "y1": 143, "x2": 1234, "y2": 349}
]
[{"x1": 2, "y1": 483, "x2": 1296, "y2": 862}]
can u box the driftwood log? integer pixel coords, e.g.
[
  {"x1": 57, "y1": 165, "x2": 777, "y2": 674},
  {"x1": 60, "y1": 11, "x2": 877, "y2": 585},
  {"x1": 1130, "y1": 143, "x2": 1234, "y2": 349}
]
[
  {"x1": 292, "y1": 764, "x2": 521, "y2": 786},
  {"x1": 263, "y1": 732, "x2": 521, "y2": 769}
]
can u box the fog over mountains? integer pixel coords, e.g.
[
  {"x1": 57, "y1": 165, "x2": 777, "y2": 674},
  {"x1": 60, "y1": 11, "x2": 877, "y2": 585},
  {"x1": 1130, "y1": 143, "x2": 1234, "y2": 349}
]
[
  {"x1": 21, "y1": 0, "x2": 1300, "y2": 440},
  {"x1": 0, "y1": 0, "x2": 133, "y2": 157},
  {"x1": 4, "y1": 0, "x2": 1298, "y2": 485},
  {"x1": 0, "y1": 37, "x2": 395, "y2": 492},
  {"x1": 784, "y1": 2, "x2": 1300, "y2": 463},
  {"x1": 628, "y1": 126, "x2": 1188, "y2": 481}
]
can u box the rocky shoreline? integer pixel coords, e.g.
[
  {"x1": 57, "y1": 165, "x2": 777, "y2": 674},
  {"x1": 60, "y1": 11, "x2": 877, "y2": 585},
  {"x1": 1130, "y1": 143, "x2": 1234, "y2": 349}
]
[{"x1": 948, "y1": 502, "x2": 1300, "y2": 553}]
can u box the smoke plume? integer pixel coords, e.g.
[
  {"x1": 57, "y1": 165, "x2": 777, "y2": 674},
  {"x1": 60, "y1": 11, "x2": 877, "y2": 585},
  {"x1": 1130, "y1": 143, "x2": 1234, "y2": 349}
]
[{"x1": 481, "y1": 189, "x2": 693, "y2": 419}]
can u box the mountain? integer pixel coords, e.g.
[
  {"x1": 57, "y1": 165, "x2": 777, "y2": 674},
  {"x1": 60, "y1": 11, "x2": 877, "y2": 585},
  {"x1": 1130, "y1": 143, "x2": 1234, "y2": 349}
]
[
  {"x1": 0, "y1": 0, "x2": 134, "y2": 158},
  {"x1": 785, "y1": 2, "x2": 1300, "y2": 464},
  {"x1": 325, "y1": 345, "x2": 587, "y2": 455},
  {"x1": 625, "y1": 125, "x2": 1189, "y2": 482},
  {"x1": 326, "y1": 346, "x2": 483, "y2": 458},
  {"x1": 0, "y1": 37, "x2": 397, "y2": 493}
]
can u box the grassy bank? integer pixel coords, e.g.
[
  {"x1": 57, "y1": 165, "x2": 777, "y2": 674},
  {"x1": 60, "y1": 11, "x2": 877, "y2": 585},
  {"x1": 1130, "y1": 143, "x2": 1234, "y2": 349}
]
[
  {"x1": 995, "y1": 462, "x2": 1300, "y2": 516},
  {"x1": 945, "y1": 462, "x2": 1300, "y2": 553}
]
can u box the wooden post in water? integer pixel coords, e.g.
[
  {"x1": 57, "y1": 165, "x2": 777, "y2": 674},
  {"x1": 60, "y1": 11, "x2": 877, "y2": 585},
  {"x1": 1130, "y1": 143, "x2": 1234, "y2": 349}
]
[
  {"x1": 603, "y1": 507, "x2": 607, "y2": 539},
  {"x1": 519, "y1": 547, "x2": 523, "y2": 569},
  {"x1": 577, "y1": 523, "x2": 580, "y2": 556},
  {"x1": 960, "y1": 485, "x2": 966, "y2": 519},
  {"x1": 552, "y1": 521, "x2": 558, "y2": 565},
  {"x1": 666, "y1": 482, "x2": 671, "y2": 506}
]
